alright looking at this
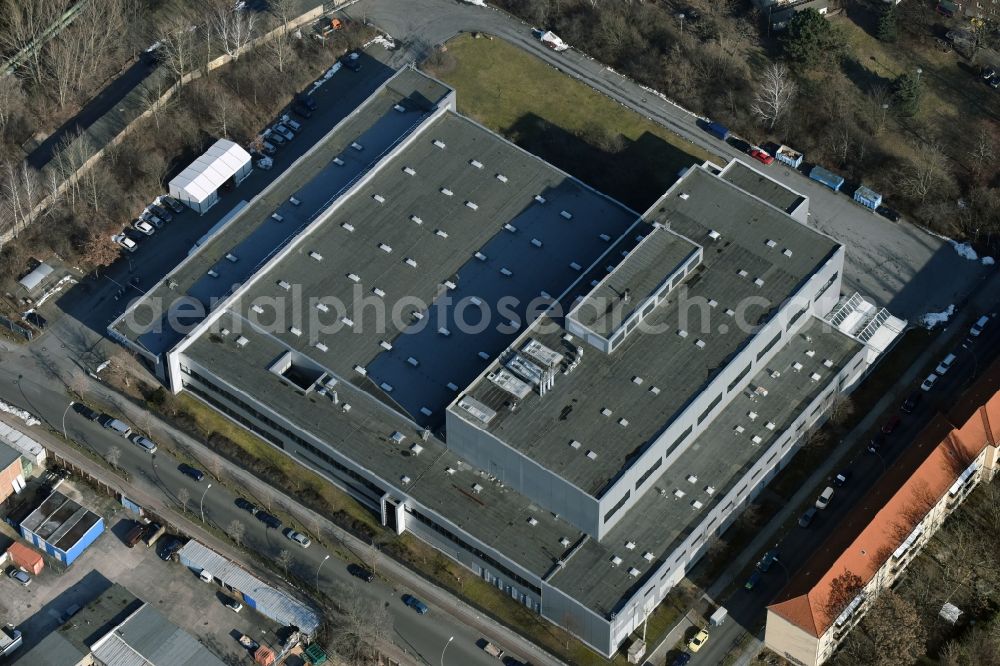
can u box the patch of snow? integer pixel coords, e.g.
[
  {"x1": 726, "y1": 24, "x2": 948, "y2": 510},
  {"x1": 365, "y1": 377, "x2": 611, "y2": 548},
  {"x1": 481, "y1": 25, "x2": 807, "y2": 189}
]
[
  {"x1": 0, "y1": 400, "x2": 40, "y2": 427},
  {"x1": 948, "y1": 239, "x2": 978, "y2": 261},
  {"x1": 982, "y1": 256, "x2": 995, "y2": 266},
  {"x1": 918, "y1": 304, "x2": 956, "y2": 330}
]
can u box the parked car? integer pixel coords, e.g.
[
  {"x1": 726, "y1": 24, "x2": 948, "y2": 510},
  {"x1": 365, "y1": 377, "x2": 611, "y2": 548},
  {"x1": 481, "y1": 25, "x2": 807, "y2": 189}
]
[
  {"x1": 148, "y1": 204, "x2": 172, "y2": 222},
  {"x1": 348, "y1": 563, "x2": 375, "y2": 582},
  {"x1": 901, "y1": 391, "x2": 922, "y2": 414},
  {"x1": 283, "y1": 117, "x2": 302, "y2": 132},
  {"x1": 982, "y1": 66, "x2": 997, "y2": 80},
  {"x1": 402, "y1": 594, "x2": 429, "y2": 614},
  {"x1": 284, "y1": 529, "x2": 312, "y2": 548},
  {"x1": 261, "y1": 140, "x2": 277, "y2": 155},
  {"x1": 868, "y1": 433, "x2": 886, "y2": 453},
  {"x1": 749, "y1": 147, "x2": 774, "y2": 165},
  {"x1": 815, "y1": 486, "x2": 834, "y2": 509},
  {"x1": 687, "y1": 628, "x2": 709, "y2": 653},
  {"x1": 98, "y1": 414, "x2": 131, "y2": 437},
  {"x1": 970, "y1": 315, "x2": 989, "y2": 337},
  {"x1": 920, "y1": 373, "x2": 939, "y2": 391},
  {"x1": 296, "y1": 93, "x2": 318, "y2": 111},
  {"x1": 291, "y1": 102, "x2": 314, "y2": 119},
  {"x1": 881, "y1": 415, "x2": 901, "y2": 435},
  {"x1": 268, "y1": 131, "x2": 287, "y2": 145},
  {"x1": 129, "y1": 433, "x2": 157, "y2": 454},
  {"x1": 224, "y1": 597, "x2": 244, "y2": 613},
  {"x1": 142, "y1": 523, "x2": 165, "y2": 547},
  {"x1": 833, "y1": 471, "x2": 850, "y2": 487},
  {"x1": 256, "y1": 511, "x2": 282, "y2": 529},
  {"x1": 72, "y1": 402, "x2": 101, "y2": 421},
  {"x1": 133, "y1": 219, "x2": 155, "y2": 235},
  {"x1": 161, "y1": 195, "x2": 185, "y2": 214},
  {"x1": 875, "y1": 206, "x2": 901, "y2": 223},
  {"x1": 757, "y1": 548, "x2": 779, "y2": 572},
  {"x1": 990, "y1": 75, "x2": 1000, "y2": 90},
  {"x1": 744, "y1": 570, "x2": 762, "y2": 591},
  {"x1": 235, "y1": 497, "x2": 258, "y2": 514},
  {"x1": 141, "y1": 211, "x2": 164, "y2": 227},
  {"x1": 798, "y1": 507, "x2": 818, "y2": 528},
  {"x1": 340, "y1": 53, "x2": 361, "y2": 71},
  {"x1": 7, "y1": 569, "x2": 30, "y2": 586},
  {"x1": 58, "y1": 604, "x2": 81, "y2": 624},
  {"x1": 125, "y1": 522, "x2": 146, "y2": 548},
  {"x1": 112, "y1": 233, "x2": 137, "y2": 252},
  {"x1": 669, "y1": 653, "x2": 692, "y2": 666},
  {"x1": 273, "y1": 123, "x2": 295, "y2": 141},
  {"x1": 177, "y1": 463, "x2": 204, "y2": 481},
  {"x1": 159, "y1": 537, "x2": 183, "y2": 561},
  {"x1": 936, "y1": 353, "x2": 957, "y2": 375}
]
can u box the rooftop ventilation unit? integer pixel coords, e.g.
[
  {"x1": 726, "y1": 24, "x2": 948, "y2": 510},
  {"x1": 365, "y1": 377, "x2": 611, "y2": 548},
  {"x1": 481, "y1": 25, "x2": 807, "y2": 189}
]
[
  {"x1": 309, "y1": 251, "x2": 322, "y2": 261},
  {"x1": 734, "y1": 425, "x2": 745, "y2": 434},
  {"x1": 496, "y1": 173, "x2": 508, "y2": 183},
  {"x1": 380, "y1": 340, "x2": 392, "y2": 350},
  {"x1": 522, "y1": 339, "x2": 564, "y2": 369},
  {"x1": 793, "y1": 362, "x2": 804, "y2": 372},
  {"x1": 569, "y1": 440, "x2": 581, "y2": 449},
  {"x1": 420, "y1": 407, "x2": 432, "y2": 416},
  {"x1": 673, "y1": 489, "x2": 686, "y2": 499},
  {"x1": 643, "y1": 552, "x2": 655, "y2": 562},
  {"x1": 412, "y1": 311, "x2": 424, "y2": 320},
  {"x1": 390, "y1": 431, "x2": 405, "y2": 444},
  {"x1": 373, "y1": 194, "x2": 385, "y2": 203},
  {"x1": 373, "y1": 287, "x2": 386, "y2": 298},
  {"x1": 447, "y1": 382, "x2": 459, "y2": 391},
  {"x1": 705, "y1": 486, "x2": 716, "y2": 495},
  {"x1": 692, "y1": 500, "x2": 703, "y2": 510},
  {"x1": 824, "y1": 359, "x2": 834, "y2": 368},
  {"x1": 438, "y1": 327, "x2": 451, "y2": 337},
  {"x1": 811, "y1": 372, "x2": 822, "y2": 381},
  {"x1": 433, "y1": 139, "x2": 446, "y2": 149},
  {"x1": 752, "y1": 435, "x2": 763, "y2": 444},
  {"x1": 708, "y1": 299, "x2": 718, "y2": 308},
  {"x1": 225, "y1": 253, "x2": 238, "y2": 262},
  {"x1": 435, "y1": 229, "x2": 448, "y2": 238},
  {"x1": 500, "y1": 267, "x2": 512, "y2": 277},
  {"x1": 489, "y1": 369, "x2": 532, "y2": 399},
  {"x1": 271, "y1": 213, "x2": 283, "y2": 222},
  {"x1": 531, "y1": 238, "x2": 543, "y2": 248},
  {"x1": 754, "y1": 277, "x2": 765, "y2": 287},
  {"x1": 765, "y1": 239, "x2": 777, "y2": 248},
  {"x1": 403, "y1": 166, "x2": 416, "y2": 176},
  {"x1": 805, "y1": 349, "x2": 816, "y2": 357},
  {"x1": 410, "y1": 215, "x2": 423, "y2": 225},
  {"x1": 443, "y1": 280, "x2": 456, "y2": 290},
  {"x1": 440, "y1": 188, "x2": 453, "y2": 196},
  {"x1": 380, "y1": 382, "x2": 393, "y2": 392},
  {"x1": 277, "y1": 280, "x2": 290, "y2": 290},
  {"x1": 610, "y1": 555, "x2": 622, "y2": 566},
  {"x1": 599, "y1": 233, "x2": 611, "y2": 241},
  {"x1": 445, "y1": 467, "x2": 456, "y2": 475},
  {"x1": 708, "y1": 230, "x2": 721, "y2": 241},
  {"x1": 410, "y1": 443, "x2": 424, "y2": 456},
  {"x1": 407, "y1": 357, "x2": 419, "y2": 367},
  {"x1": 401, "y1": 475, "x2": 411, "y2": 484},
  {"x1": 560, "y1": 210, "x2": 573, "y2": 220},
  {"x1": 748, "y1": 411, "x2": 758, "y2": 420},
  {"x1": 766, "y1": 422, "x2": 776, "y2": 430},
  {"x1": 677, "y1": 329, "x2": 688, "y2": 338},
  {"x1": 405, "y1": 257, "x2": 417, "y2": 268},
  {"x1": 632, "y1": 376, "x2": 644, "y2": 385},
  {"x1": 347, "y1": 273, "x2": 360, "y2": 282},
  {"x1": 393, "y1": 104, "x2": 406, "y2": 112},
  {"x1": 586, "y1": 450, "x2": 598, "y2": 460},
  {"x1": 679, "y1": 193, "x2": 690, "y2": 200},
  {"x1": 783, "y1": 248, "x2": 793, "y2": 257},
  {"x1": 625, "y1": 541, "x2": 636, "y2": 550},
  {"x1": 341, "y1": 222, "x2": 354, "y2": 232},
  {"x1": 686, "y1": 475, "x2": 698, "y2": 484},
  {"x1": 379, "y1": 243, "x2": 392, "y2": 253},
  {"x1": 569, "y1": 262, "x2": 581, "y2": 271},
  {"x1": 478, "y1": 351, "x2": 490, "y2": 360},
  {"x1": 466, "y1": 201, "x2": 479, "y2": 210},
  {"x1": 472, "y1": 483, "x2": 483, "y2": 494},
  {"x1": 475, "y1": 251, "x2": 487, "y2": 261},
  {"x1": 618, "y1": 418, "x2": 629, "y2": 427},
  {"x1": 289, "y1": 327, "x2": 302, "y2": 337},
  {"x1": 251, "y1": 304, "x2": 264, "y2": 314},
  {"x1": 315, "y1": 342, "x2": 328, "y2": 352},
  {"x1": 351, "y1": 142, "x2": 363, "y2": 150},
  {"x1": 341, "y1": 317, "x2": 354, "y2": 327},
  {"x1": 649, "y1": 386, "x2": 661, "y2": 395},
  {"x1": 534, "y1": 194, "x2": 546, "y2": 204},
  {"x1": 504, "y1": 223, "x2": 517, "y2": 233},
  {"x1": 628, "y1": 567, "x2": 641, "y2": 577},
  {"x1": 738, "y1": 269, "x2": 749, "y2": 277},
  {"x1": 236, "y1": 336, "x2": 249, "y2": 347},
  {"x1": 333, "y1": 157, "x2": 344, "y2": 166},
  {"x1": 527, "y1": 517, "x2": 538, "y2": 526},
  {"x1": 470, "y1": 159, "x2": 483, "y2": 169},
  {"x1": 560, "y1": 537, "x2": 571, "y2": 547},
  {"x1": 695, "y1": 339, "x2": 706, "y2": 348},
  {"x1": 601, "y1": 407, "x2": 613, "y2": 417},
  {"x1": 207, "y1": 269, "x2": 218, "y2": 278}
]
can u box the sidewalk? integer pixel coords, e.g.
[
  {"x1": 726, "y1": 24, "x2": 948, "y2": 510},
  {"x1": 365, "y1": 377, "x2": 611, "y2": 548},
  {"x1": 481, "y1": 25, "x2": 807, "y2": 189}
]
[
  {"x1": 0, "y1": 410, "x2": 414, "y2": 666},
  {"x1": 76, "y1": 375, "x2": 568, "y2": 666},
  {"x1": 704, "y1": 269, "x2": 1000, "y2": 603}
]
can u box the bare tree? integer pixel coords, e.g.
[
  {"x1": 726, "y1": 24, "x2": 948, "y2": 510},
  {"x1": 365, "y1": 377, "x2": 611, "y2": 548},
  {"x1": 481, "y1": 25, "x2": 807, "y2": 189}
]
[
  {"x1": 751, "y1": 63, "x2": 797, "y2": 130},
  {"x1": 105, "y1": 446, "x2": 121, "y2": 470},
  {"x1": 266, "y1": 0, "x2": 296, "y2": 73},
  {"x1": 0, "y1": 0, "x2": 64, "y2": 85},
  {"x1": 68, "y1": 370, "x2": 89, "y2": 399},
  {"x1": 0, "y1": 77, "x2": 23, "y2": 135},
  {"x1": 177, "y1": 487, "x2": 191, "y2": 513},
  {"x1": 276, "y1": 548, "x2": 293, "y2": 576},
  {"x1": 823, "y1": 569, "x2": 865, "y2": 625},
  {"x1": 159, "y1": 23, "x2": 198, "y2": 86},
  {"x1": 829, "y1": 395, "x2": 855, "y2": 427},
  {"x1": 109, "y1": 348, "x2": 142, "y2": 388},
  {"x1": 80, "y1": 227, "x2": 120, "y2": 274},
  {"x1": 211, "y1": 2, "x2": 258, "y2": 61},
  {"x1": 2, "y1": 161, "x2": 40, "y2": 237},
  {"x1": 228, "y1": 519, "x2": 246, "y2": 547},
  {"x1": 969, "y1": 124, "x2": 996, "y2": 181},
  {"x1": 330, "y1": 583, "x2": 392, "y2": 665},
  {"x1": 843, "y1": 591, "x2": 926, "y2": 666},
  {"x1": 899, "y1": 141, "x2": 953, "y2": 203},
  {"x1": 867, "y1": 82, "x2": 892, "y2": 135}
]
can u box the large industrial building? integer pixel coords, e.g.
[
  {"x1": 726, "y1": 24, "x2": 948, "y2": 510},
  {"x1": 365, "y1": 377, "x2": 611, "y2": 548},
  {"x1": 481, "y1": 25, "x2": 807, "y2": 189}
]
[{"x1": 111, "y1": 68, "x2": 904, "y2": 656}]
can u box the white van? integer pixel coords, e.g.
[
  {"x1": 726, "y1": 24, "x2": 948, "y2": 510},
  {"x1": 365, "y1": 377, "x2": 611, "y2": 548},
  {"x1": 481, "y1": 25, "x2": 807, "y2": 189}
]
[
  {"x1": 815, "y1": 486, "x2": 834, "y2": 510},
  {"x1": 935, "y1": 353, "x2": 957, "y2": 375},
  {"x1": 970, "y1": 315, "x2": 989, "y2": 337}
]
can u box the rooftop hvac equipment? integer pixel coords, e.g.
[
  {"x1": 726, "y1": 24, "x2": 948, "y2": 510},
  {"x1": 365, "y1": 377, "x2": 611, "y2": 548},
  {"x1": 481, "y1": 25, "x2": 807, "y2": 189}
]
[
  {"x1": 390, "y1": 431, "x2": 405, "y2": 444},
  {"x1": 506, "y1": 353, "x2": 544, "y2": 385},
  {"x1": 488, "y1": 368, "x2": 532, "y2": 399},
  {"x1": 521, "y1": 339, "x2": 564, "y2": 368},
  {"x1": 457, "y1": 396, "x2": 497, "y2": 426}
]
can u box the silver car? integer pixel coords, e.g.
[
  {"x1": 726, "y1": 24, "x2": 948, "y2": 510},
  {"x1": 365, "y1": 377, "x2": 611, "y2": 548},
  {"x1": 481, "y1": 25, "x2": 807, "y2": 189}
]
[{"x1": 274, "y1": 123, "x2": 295, "y2": 141}]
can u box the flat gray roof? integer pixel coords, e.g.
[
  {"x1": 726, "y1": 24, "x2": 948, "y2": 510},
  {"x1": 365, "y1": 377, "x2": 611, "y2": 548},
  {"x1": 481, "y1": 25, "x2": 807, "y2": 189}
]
[
  {"x1": 458, "y1": 165, "x2": 840, "y2": 496},
  {"x1": 225, "y1": 110, "x2": 637, "y2": 427},
  {"x1": 549, "y1": 316, "x2": 862, "y2": 615},
  {"x1": 720, "y1": 160, "x2": 805, "y2": 215},
  {"x1": 182, "y1": 310, "x2": 585, "y2": 581},
  {"x1": 114, "y1": 69, "x2": 451, "y2": 357},
  {"x1": 570, "y1": 225, "x2": 700, "y2": 338},
  {"x1": 0, "y1": 440, "x2": 20, "y2": 470},
  {"x1": 91, "y1": 604, "x2": 227, "y2": 666},
  {"x1": 21, "y1": 490, "x2": 102, "y2": 552}
]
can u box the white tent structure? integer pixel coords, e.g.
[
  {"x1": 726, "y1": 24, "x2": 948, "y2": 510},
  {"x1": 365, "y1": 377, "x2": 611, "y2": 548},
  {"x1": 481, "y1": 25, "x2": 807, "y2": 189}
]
[{"x1": 169, "y1": 139, "x2": 252, "y2": 214}]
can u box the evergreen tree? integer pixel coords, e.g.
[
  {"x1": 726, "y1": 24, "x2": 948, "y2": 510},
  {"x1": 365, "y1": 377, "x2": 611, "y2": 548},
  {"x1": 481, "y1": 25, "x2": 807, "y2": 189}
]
[
  {"x1": 877, "y1": 7, "x2": 898, "y2": 43},
  {"x1": 894, "y1": 72, "x2": 921, "y2": 117},
  {"x1": 782, "y1": 9, "x2": 843, "y2": 68}
]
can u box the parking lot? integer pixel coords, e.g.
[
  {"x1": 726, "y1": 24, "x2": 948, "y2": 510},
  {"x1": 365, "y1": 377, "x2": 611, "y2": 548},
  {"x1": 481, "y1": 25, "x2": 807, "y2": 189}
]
[{"x1": 0, "y1": 479, "x2": 282, "y2": 664}]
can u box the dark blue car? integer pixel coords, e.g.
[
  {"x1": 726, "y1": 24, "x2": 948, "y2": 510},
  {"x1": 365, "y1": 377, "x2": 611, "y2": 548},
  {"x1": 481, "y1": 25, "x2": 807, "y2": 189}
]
[
  {"x1": 402, "y1": 594, "x2": 428, "y2": 614},
  {"x1": 177, "y1": 464, "x2": 205, "y2": 481}
]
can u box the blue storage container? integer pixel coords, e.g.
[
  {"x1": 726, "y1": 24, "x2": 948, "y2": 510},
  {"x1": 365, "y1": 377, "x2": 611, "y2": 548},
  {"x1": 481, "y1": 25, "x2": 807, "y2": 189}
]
[
  {"x1": 706, "y1": 122, "x2": 730, "y2": 141},
  {"x1": 775, "y1": 145, "x2": 803, "y2": 168},
  {"x1": 853, "y1": 185, "x2": 882, "y2": 210},
  {"x1": 809, "y1": 166, "x2": 844, "y2": 192}
]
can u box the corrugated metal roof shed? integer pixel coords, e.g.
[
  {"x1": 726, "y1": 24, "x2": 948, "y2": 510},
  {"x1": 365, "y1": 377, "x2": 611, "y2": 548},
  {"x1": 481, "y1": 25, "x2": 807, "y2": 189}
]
[
  {"x1": 177, "y1": 540, "x2": 320, "y2": 634},
  {"x1": 169, "y1": 139, "x2": 251, "y2": 204},
  {"x1": 90, "y1": 604, "x2": 227, "y2": 666},
  {"x1": 18, "y1": 262, "x2": 54, "y2": 292}
]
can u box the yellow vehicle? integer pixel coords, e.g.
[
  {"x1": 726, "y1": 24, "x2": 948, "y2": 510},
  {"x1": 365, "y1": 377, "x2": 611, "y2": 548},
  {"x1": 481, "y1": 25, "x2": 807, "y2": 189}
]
[{"x1": 687, "y1": 629, "x2": 710, "y2": 653}]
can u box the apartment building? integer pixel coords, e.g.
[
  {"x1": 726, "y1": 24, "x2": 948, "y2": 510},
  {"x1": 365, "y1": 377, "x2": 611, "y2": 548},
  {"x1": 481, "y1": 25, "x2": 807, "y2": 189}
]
[{"x1": 766, "y1": 358, "x2": 1000, "y2": 665}]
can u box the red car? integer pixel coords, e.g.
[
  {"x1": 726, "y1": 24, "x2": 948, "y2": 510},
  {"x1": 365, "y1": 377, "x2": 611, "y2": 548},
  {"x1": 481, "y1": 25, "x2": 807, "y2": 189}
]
[
  {"x1": 749, "y1": 147, "x2": 774, "y2": 165},
  {"x1": 881, "y1": 415, "x2": 901, "y2": 435}
]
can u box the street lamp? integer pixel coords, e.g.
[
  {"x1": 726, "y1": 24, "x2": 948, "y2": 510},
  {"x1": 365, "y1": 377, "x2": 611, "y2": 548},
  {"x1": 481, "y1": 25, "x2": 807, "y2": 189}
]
[
  {"x1": 440, "y1": 636, "x2": 454, "y2": 666},
  {"x1": 316, "y1": 554, "x2": 330, "y2": 590},
  {"x1": 915, "y1": 67, "x2": 923, "y2": 84},
  {"x1": 880, "y1": 103, "x2": 889, "y2": 131},
  {"x1": 678, "y1": 12, "x2": 685, "y2": 34},
  {"x1": 199, "y1": 483, "x2": 212, "y2": 523},
  {"x1": 62, "y1": 401, "x2": 74, "y2": 440}
]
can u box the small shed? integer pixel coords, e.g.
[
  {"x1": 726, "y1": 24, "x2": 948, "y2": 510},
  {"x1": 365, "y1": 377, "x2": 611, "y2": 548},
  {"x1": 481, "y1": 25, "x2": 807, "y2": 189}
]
[
  {"x1": 168, "y1": 139, "x2": 252, "y2": 214},
  {"x1": 7, "y1": 542, "x2": 43, "y2": 575},
  {"x1": 17, "y1": 262, "x2": 54, "y2": 295},
  {"x1": 853, "y1": 185, "x2": 882, "y2": 210},
  {"x1": 809, "y1": 165, "x2": 844, "y2": 192},
  {"x1": 17, "y1": 490, "x2": 104, "y2": 566}
]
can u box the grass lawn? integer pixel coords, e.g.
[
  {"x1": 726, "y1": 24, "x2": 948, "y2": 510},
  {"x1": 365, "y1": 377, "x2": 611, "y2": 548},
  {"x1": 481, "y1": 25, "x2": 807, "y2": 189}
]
[{"x1": 426, "y1": 34, "x2": 713, "y2": 211}]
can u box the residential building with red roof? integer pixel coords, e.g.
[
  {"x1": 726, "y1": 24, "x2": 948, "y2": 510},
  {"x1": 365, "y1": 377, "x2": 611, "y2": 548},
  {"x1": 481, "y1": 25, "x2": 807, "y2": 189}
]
[{"x1": 765, "y1": 357, "x2": 1000, "y2": 665}]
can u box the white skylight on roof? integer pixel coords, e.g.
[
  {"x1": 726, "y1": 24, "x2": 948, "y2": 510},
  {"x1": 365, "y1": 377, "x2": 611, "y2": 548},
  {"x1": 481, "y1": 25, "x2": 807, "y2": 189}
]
[
  {"x1": 586, "y1": 450, "x2": 598, "y2": 460},
  {"x1": 440, "y1": 188, "x2": 453, "y2": 196}
]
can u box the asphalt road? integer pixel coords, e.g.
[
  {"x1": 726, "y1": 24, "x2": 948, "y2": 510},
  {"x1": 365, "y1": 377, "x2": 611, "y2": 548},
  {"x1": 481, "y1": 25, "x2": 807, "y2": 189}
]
[
  {"x1": 345, "y1": 0, "x2": 991, "y2": 321},
  {"x1": 0, "y1": 359, "x2": 531, "y2": 666},
  {"x1": 678, "y1": 305, "x2": 1000, "y2": 666}
]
